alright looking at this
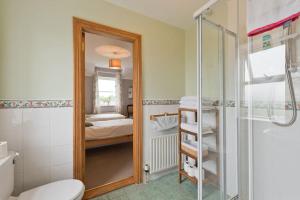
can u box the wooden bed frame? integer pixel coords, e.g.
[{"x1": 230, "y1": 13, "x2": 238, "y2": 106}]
[{"x1": 85, "y1": 134, "x2": 133, "y2": 149}]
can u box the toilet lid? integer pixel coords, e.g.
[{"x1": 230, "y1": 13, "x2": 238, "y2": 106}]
[{"x1": 18, "y1": 179, "x2": 84, "y2": 200}]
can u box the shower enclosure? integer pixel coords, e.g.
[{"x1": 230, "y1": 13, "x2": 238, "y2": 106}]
[
  {"x1": 195, "y1": 0, "x2": 300, "y2": 200},
  {"x1": 194, "y1": 0, "x2": 239, "y2": 200},
  {"x1": 240, "y1": 3, "x2": 300, "y2": 200}
]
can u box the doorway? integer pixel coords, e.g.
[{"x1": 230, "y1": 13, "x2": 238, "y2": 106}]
[{"x1": 73, "y1": 17, "x2": 143, "y2": 199}]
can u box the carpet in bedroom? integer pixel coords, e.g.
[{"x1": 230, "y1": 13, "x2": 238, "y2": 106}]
[{"x1": 85, "y1": 142, "x2": 133, "y2": 189}]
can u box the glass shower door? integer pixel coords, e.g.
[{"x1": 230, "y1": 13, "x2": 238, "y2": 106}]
[
  {"x1": 196, "y1": 1, "x2": 239, "y2": 199},
  {"x1": 201, "y1": 18, "x2": 225, "y2": 200}
]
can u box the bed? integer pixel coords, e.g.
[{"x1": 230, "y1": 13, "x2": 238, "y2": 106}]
[
  {"x1": 85, "y1": 118, "x2": 133, "y2": 149},
  {"x1": 85, "y1": 113, "x2": 126, "y2": 122}
]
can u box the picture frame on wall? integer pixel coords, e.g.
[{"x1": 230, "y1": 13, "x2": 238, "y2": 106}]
[{"x1": 128, "y1": 87, "x2": 133, "y2": 99}]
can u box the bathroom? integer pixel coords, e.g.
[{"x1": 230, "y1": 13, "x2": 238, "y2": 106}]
[{"x1": 1, "y1": 0, "x2": 300, "y2": 200}]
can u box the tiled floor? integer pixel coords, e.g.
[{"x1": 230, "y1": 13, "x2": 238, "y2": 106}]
[{"x1": 91, "y1": 172, "x2": 222, "y2": 200}]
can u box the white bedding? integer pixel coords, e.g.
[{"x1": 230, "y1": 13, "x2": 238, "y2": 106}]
[
  {"x1": 86, "y1": 113, "x2": 126, "y2": 122},
  {"x1": 85, "y1": 118, "x2": 133, "y2": 140}
]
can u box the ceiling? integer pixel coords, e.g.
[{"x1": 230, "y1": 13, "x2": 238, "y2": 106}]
[
  {"x1": 85, "y1": 33, "x2": 133, "y2": 79},
  {"x1": 104, "y1": 0, "x2": 207, "y2": 29}
]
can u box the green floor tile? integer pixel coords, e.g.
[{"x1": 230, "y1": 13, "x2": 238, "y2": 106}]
[{"x1": 91, "y1": 172, "x2": 221, "y2": 200}]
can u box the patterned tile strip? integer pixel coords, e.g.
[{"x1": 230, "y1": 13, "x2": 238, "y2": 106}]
[
  {"x1": 1, "y1": 99, "x2": 299, "y2": 110},
  {"x1": 231, "y1": 195, "x2": 239, "y2": 200},
  {"x1": 142, "y1": 99, "x2": 180, "y2": 105},
  {"x1": 142, "y1": 99, "x2": 236, "y2": 107},
  {"x1": 0, "y1": 100, "x2": 73, "y2": 109}
]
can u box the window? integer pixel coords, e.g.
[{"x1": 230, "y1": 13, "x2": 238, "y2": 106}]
[
  {"x1": 246, "y1": 45, "x2": 286, "y2": 103},
  {"x1": 244, "y1": 44, "x2": 287, "y2": 120},
  {"x1": 249, "y1": 44, "x2": 285, "y2": 79},
  {"x1": 97, "y1": 77, "x2": 116, "y2": 106}
]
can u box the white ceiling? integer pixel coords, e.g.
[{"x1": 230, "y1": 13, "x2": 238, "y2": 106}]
[
  {"x1": 85, "y1": 33, "x2": 133, "y2": 79},
  {"x1": 104, "y1": 0, "x2": 207, "y2": 29}
]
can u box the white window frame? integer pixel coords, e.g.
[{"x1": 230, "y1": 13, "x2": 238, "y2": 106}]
[{"x1": 97, "y1": 76, "x2": 117, "y2": 106}]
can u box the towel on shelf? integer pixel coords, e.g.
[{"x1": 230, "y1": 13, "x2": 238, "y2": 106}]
[
  {"x1": 202, "y1": 128, "x2": 214, "y2": 135},
  {"x1": 180, "y1": 96, "x2": 198, "y2": 109},
  {"x1": 181, "y1": 139, "x2": 209, "y2": 152},
  {"x1": 180, "y1": 96, "x2": 197, "y2": 102},
  {"x1": 203, "y1": 160, "x2": 217, "y2": 175},
  {"x1": 180, "y1": 122, "x2": 214, "y2": 135},
  {"x1": 203, "y1": 112, "x2": 217, "y2": 129},
  {"x1": 203, "y1": 135, "x2": 217, "y2": 152},
  {"x1": 247, "y1": 0, "x2": 300, "y2": 36}
]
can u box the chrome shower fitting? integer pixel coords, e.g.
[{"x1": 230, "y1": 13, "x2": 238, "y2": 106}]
[{"x1": 267, "y1": 22, "x2": 298, "y2": 127}]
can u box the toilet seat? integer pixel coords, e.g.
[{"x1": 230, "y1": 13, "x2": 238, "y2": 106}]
[{"x1": 18, "y1": 179, "x2": 84, "y2": 200}]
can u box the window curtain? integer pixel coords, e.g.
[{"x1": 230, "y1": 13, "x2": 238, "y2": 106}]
[
  {"x1": 93, "y1": 70, "x2": 101, "y2": 114},
  {"x1": 115, "y1": 72, "x2": 122, "y2": 113}
]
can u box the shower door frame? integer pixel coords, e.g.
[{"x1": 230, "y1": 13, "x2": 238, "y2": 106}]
[{"x1": 195, "y1": 2, "x2": 240, "y2": 199}]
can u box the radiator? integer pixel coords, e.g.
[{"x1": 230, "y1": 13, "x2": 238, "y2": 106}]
[{"x1": 150, "y1": 133, "x2": 178, "y2": 174}]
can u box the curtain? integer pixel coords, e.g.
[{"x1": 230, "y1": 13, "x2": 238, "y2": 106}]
[
  {"x1": 115, "y1": 71, "x2": 122, "y2": 113},
  {"x1": 92, "y1": 71, "x2": 101, "y2": 114}
]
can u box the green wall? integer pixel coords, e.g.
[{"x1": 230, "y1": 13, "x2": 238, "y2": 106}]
[
  {"x1": 184, "y1": 0, "x2": 237, "y2": 98},
  {"x1": 184, "y1": 24, "x2": 221, "y2": 98},
  {"x1": 0, "y1": 0, "x2": 185, "y2": 100},
  {"x1": 184, "y1": 25, "x2": 197, "y2": 96}
]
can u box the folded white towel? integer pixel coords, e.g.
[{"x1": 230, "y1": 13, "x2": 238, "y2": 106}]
[
  {"x1": 181, "y1": 122, "x2": 197, "y2": 133},
  {"x1": 181, "y1": 139, "x2": 209, "y2": 151},
  {"x1": 180, "y1": 99, "x2": 216, "y2": 110},
  {"x1": 180, "y1": 96, "x2": 197, "y2": 102},
  {"x1": 179, "y1": 104, "x2": 197, "y2": 110},
  {"x1": 203, "y1": 160, "x2": 217, "y2": 175},
  {"x1": 203, "y1": 112, "x2": 217, "y2": 129},
  {"x1": 203, "y1": 135, "x2": 217, "y2": 152}
]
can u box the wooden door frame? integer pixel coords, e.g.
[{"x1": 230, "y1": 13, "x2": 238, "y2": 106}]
[{"x1": 73, "y1": 17, "x2": 143, "y2": 199}]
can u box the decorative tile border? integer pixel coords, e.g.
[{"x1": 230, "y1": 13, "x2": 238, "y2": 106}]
[
  {"x1": 2, "y1": 99, "x2": 299, "y2": 110},
  {"x1": 225, "y1": 100, "x2": 236, "y2": 107},
  {"x1": 231, "y1": 195, "x2": 239, "y2": 200},
  {"x1": 142, "y1": 99, "x2": 236, "y2": 107},
  {"x1": 0, "y1": 100, "x2": 73, "y2": 109},
  {"x1": 142, "y1": 99, "x2": 180, "y2": 105}
]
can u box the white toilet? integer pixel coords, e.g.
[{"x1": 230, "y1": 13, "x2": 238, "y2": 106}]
[{"x1": 0, "y1": 151, "x2": 85, "y2": 200}]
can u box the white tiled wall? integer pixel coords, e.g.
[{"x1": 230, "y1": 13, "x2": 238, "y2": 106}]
[
  {"x1": 252, "y1": 111, "x2": 300, "y2": 200},
  {"x1": 0, "y1": 107, "x2": 73, "y2": 195}
]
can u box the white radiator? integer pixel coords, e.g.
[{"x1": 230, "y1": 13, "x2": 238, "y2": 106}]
[{"x1": 150, "y1": 133, "x2": 178, "y2": 174}]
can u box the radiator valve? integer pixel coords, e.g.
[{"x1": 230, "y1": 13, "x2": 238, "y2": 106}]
[{"x1": 144, "y1": 164, "x2": 150, "y2": 183}]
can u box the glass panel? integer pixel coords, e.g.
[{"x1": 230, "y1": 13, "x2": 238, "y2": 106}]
[
  {"x1": 238, "y1": 0, "x2": 300, "y2": 197},
  {"x1": 249, "y1": 45, "x2": 286, "y2": 78},
  {"x1": 199, "y1": 1, "x2": 238, "y2": 200},
  {"x1": 245, "y1": 18, "x2": 300, "y2": 200},
  {"x1": 201, "y1": 18, "x2": 238, "y2": 200},
  {"x1": 202, "y1": 19, "x2": 223, "y2": 200}
]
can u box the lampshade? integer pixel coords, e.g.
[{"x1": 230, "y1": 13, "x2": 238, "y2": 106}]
[
  {"x1": 96, "y1": 45, "x2": 131, "y2": 58},
  {"x1": 109, "y1": 59, "x2": 121, "y2": 69}
]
